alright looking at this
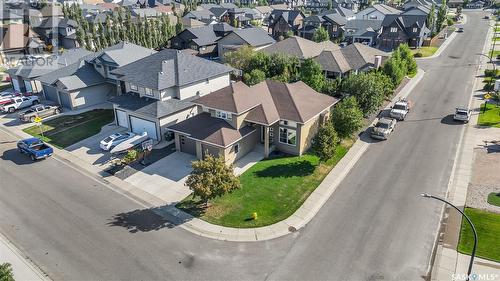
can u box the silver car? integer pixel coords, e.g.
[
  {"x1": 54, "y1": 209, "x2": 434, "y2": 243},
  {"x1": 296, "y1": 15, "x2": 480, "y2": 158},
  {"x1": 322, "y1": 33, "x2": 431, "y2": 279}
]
[{"x1": 371, "y1": 118, "x2": 397, "y2": 140}]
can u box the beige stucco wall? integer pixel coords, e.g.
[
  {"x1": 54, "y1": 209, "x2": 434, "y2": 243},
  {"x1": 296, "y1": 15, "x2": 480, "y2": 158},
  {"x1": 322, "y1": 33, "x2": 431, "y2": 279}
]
[
  {"x1": 178, "y1": 74, "x2": 230, "y2": 100},
  {"x1": 223, "y1": 128, "x2": 259, "y2": 164}
]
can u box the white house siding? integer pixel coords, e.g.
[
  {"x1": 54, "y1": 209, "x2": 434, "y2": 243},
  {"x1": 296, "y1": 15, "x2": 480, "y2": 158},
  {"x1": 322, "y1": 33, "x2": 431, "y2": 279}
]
[
  {"x1": 178, "y1": 74, "x2": 230, "y2": 100},
  {"x1": 124, "y1": 82, "x2": 174, "y2": 100}
]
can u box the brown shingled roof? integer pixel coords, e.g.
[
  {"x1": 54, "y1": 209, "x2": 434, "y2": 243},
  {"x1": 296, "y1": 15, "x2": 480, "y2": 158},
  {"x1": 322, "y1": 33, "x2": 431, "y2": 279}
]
[
  {"x1": 168, "y1": 112, "x2": 256, "y2": 147},
  {"x1": 192, "y1": 81, "x2": 261, "y2": 114}
]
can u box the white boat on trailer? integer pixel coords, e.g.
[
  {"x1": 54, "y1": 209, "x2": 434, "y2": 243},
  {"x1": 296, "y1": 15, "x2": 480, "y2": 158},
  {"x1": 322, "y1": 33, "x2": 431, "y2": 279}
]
[{"x1": 110, "y1": 132, "x2": 149, "y2": 154}]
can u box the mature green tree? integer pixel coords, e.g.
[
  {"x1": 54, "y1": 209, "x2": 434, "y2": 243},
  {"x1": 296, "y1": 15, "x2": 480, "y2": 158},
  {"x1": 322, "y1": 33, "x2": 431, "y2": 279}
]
[
  {"x1": 427, "y1": 4, "x2": 436, "y2": 34},
  {"x1": 268, "y1": 53, "x2": 299, "y2": 82},
  {"x1": 398, "y1": 44, "x2": 417, "y2": 76},
  {"x1": 75, "y1": 26, "x2": 86, "y2": 49},
  {"x1": 243, "y1": 69, "x2": 266, "y2": 85},
  {"x1": 342, "y1": 72, "x2": 390, "y2": 115},
  {"x1": 383, "y1": 49, "x2": 407, "y2": 86},
  {"x1": 0, "y1": 263, "x2": 14, "y2": 281},
  {"x1": 185, "y1": 154, "x2": 240, "y2": 206},
  {"x1": 436, "y1": 0, "x2": 447, "y2": 32},
  {"x1": 312, "y1": 122, "x2": 339, "y2": 161},
  {"x1": 299, "y1": 58, "x2": 325, "y2": 92},
  {"x1": 175, "y1": 15, "x2": 184, "y2": 34},
  {"x1": 223, "y1": 45, "x2": 254, "y2": 70},
  {"x1": 331, "y1": 96, "x2": 364, "y2": 139},
  {"x1": 248, "y1": 51, "x2": 271, "y2": 74},
  {"x1": 312, "y1": 26, "x2": 330, "y2": 42}
]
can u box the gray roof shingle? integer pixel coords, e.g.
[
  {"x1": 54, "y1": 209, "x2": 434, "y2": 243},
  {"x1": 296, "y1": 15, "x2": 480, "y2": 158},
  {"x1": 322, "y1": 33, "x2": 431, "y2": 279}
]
[
  {"x1": 111, "y1": 49, "x2": 233, "y2": 90},
  {"x1": 228, "y1": 28, "x2": 276, "y2": 47}
]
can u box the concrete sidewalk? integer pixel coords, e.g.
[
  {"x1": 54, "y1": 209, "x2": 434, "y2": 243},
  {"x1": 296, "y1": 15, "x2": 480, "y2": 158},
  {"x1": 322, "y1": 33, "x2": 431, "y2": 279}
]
[
  {"x1": 430, "y1": 20, "x2": 500, "y2": 280},
  {"x1": 0, "y1": 232, "x2": 48, "y2": 281}
]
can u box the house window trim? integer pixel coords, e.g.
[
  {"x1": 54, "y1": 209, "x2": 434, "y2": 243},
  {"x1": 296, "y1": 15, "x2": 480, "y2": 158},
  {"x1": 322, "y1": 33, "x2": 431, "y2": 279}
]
[
  {"x1": 390, "y1": 27, "x2": 398, "y2": 33},
  {"x1": 234, "y1": 143, "x2": 240, "y2": 154},
  {"x1": 144, "y1": 88, "x2": 153, "y2": 97},
  {"x1": 130, "y1": 83, "x2": 138, "y2": 91},
  {"x1": 279, "y1": 127, "x2": 297, "y2": 146},
  {"x1": 216, "y1": 110, "x2": 232, "y2": 120}
]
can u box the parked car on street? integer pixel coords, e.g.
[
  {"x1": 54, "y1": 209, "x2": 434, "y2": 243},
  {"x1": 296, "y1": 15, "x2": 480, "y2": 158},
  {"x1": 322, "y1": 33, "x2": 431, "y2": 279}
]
[
  {"x1": 0, "y1": 92, "x2": 17, "y2": 105},
  {"x1": 17, "y1": 138, "x2": 53, "y2": 161},
  {"x1": 100, "y1": 132, "x2": 135, "y2": 151},
  {"x1": 0, "y1": 96, "x2": 39, "y2": 113},
  {"x1": 457, "y1": 27, "x2": 464, "y2": 32},
  {"x1": 453, "y1": 107, "x2": 471, "y2": 122},
  {"x1": 390, "y1": 98, "x2": 411, "y2": 121},
  {"x1": 371, "y1": 117, "x2": 397, "y2": 140},
  {"x1": 18, "y1": 104, "x2": 62, "y2": 122}
]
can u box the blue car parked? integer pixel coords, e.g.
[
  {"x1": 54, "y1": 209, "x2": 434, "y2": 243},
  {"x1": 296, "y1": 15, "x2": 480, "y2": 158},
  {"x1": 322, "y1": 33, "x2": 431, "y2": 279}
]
[{"x1": 17, "y1": 138, "x2": 53, "y2": 161}]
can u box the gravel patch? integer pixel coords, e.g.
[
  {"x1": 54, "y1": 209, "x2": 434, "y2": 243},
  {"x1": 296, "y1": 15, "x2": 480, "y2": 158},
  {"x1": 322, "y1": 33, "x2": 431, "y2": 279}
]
[{"x1": 466, "y1": 147, "x2": 500, "y2": 213}]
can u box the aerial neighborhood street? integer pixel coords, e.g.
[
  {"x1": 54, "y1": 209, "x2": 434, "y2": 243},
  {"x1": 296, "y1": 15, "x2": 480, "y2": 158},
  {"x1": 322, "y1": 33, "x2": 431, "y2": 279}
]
[{"x1": 0, "y1": 0, "x2": 500, "y2": 280}]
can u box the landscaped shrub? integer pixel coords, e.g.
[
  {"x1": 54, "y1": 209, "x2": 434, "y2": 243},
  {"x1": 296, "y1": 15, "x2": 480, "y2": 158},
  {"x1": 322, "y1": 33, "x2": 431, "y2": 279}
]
[
  {"x1": 122, "y1": 149, "x2": 140, "y2": 164},
  {"x1": 484, "y1": 83, "x2": 494, "y2": 91},
  {"x1": 414, "y1": 52, "x2": 423, "y2": 58},
  {"x1": 484, "y1": 69, "x2": 500, "y2": 78}
]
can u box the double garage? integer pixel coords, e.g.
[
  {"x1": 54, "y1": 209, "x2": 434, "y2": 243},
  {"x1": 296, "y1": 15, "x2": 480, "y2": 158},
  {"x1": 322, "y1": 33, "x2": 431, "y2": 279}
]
[{"x1": 115, "y1": 109, "x2": 160, "y2": 140}]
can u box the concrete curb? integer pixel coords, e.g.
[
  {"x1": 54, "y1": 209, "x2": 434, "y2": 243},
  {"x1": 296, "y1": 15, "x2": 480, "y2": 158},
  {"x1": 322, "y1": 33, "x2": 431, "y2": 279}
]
[{"x1": 0, "y1": 232, "x2": 49, "y2": 281}]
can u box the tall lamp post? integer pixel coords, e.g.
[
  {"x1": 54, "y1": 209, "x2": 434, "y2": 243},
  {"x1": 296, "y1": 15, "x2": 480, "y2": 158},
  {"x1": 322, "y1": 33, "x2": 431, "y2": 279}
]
[{"x1": 421, "y1": 193, "x2": 478, "y2": 281}]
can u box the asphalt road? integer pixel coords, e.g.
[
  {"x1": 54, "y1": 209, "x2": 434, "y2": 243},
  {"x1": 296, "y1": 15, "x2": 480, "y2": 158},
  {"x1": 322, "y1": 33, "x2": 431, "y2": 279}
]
[{"x1": 0, "y1": 11, "x2": 490, "y2": 281}]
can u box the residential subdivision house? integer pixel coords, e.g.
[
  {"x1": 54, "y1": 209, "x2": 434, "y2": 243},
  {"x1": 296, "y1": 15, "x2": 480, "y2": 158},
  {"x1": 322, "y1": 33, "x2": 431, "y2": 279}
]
[
  {"x1": 218, "y1": 27, "x2": 276, "y2": 58},
  {"x1": 0, "y1": 9, "x2": 23, "y2": 26},
  {"x1": 168, "y1": 80, "x2": 338, "y2": 164},
  {"x1": 344, "y1": 19, "x2": 383, "y2": 46},
  {"x1": 267, "y1": 9, "x2": 305, "y2": 38},
  {"x1": 355, "y1": 3, "x2": 401, "y2": 20},
  {"x1": 108, "y1": 49, "x2": 234, "y2": 141},
  {"x1": 299, "y1": 10, "x2": 350, "y2": 41},
  {"x1": 262, "y1": 36, "x2": 388, "y2": 78},
  {"x1": 378, "y1": 14, "x2": 430, "y2": 50},
  {"x1": 170, "y1": 23, "x2": 234, "y2": 58},
  {"x1": 38, "y1": 42, "x2": 155, "y2": 111},
  {"x1": 6, "y1": 48, "x2": 92, "y2": 94},
  {"x1": 34, "y1": 17, "x2": 79, "y2": 49},
  {"x1": 0, "y1": 24, "x2": 45, "y2": 65}
]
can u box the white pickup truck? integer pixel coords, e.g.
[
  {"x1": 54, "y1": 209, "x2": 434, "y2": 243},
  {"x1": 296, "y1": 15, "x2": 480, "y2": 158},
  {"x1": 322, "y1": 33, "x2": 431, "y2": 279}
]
[
  {"x1": 1, "y1": 96, "x2": 40, "y2": 113},
  {"x1": 390, "y1": 98, "x2": 411, "y2": 121}
]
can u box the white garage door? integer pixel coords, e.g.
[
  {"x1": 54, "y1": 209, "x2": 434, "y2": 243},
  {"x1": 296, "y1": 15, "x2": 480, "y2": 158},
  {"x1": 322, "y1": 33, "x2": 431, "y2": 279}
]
[
  {"x1": 12, "y1": 78, "x2": 20, "y2": 92},
  {"x1": 130, "y1": 116, "x2": 158, "y2": 140},
  {"x1": 116, "y1": 110, "x2": 128, "y2": 128}
]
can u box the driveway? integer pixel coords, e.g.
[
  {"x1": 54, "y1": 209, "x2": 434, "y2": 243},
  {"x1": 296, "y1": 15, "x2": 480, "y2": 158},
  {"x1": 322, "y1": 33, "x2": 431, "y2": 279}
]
[
  {"x1": 124, "y1": 151, "x2": 196, "y2": 204},
  {"x1": 65, "y1": 124, "x2": 126, "y2": 167}
]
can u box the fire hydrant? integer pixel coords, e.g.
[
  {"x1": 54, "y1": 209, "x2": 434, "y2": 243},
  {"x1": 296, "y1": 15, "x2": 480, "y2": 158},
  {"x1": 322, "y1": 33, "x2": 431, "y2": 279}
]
[{"x1": 252, "y1": 212, "x2": 258, "y2": 220}]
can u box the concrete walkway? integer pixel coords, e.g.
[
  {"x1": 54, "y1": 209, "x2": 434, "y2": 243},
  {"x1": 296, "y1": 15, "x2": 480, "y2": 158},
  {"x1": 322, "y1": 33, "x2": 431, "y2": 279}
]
[
  {"x1": 431, "y1": 20, "x2": 500, "y2": 280},
  {"x1": 0, "y1": 232, "x2": 48, "y2": 281}
]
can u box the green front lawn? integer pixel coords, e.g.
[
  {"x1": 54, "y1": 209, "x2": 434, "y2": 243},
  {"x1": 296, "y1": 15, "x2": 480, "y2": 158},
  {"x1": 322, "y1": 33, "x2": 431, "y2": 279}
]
[
  {"x1": 478, "y1": 103, "x2": 500, "y2": 128},
  {"x1": 457, "y1": 208, "x2": 500, "y2": 262},
  {"x1": 487, "y1": 192, "x2": 500, "y2": 207},
  {"x1": 23, "y1": 109, "x2": 114, "y2": 148},
  {"x1": 177, "y1": 142, "x2": 351, "y2": 228},
  {"x1": 412, "y1": 46, "x2": 439, "y2": 57}
]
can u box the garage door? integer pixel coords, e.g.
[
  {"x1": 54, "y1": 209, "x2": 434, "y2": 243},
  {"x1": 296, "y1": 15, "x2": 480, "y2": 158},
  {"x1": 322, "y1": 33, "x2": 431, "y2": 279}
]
[
  {"x1": 44, "y1": 86, "x2": 59, "y2": 104},
  {"x1": 180, "y1": 135, "x2": 196, "y2": 155},
  {"x1": 130, "y1": 116, "x2": 158, "y2": 140},
  {"x1": 115, "y1": 110, "x2": 128, "y2": 128},
  {"x1": 12, "y1": 78, "x2": 20, "y2": 92}
]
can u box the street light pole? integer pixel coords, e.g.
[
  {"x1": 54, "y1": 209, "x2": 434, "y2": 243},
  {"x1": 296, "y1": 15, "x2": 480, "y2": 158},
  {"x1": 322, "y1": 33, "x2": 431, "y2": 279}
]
[{"x1": 421, "y1": 193, "x2": 478, "y2": 281}]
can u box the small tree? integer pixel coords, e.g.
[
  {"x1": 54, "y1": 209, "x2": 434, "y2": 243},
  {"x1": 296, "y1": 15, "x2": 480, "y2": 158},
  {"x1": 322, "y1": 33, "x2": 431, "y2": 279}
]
[
  {"x1": 223, "y1": 45, "x2": 254, "y2": 70},
  {"x1": 185, "y1": 154, "x2": 240, "y2": 205},
  {"x1": 312, "y1": 26, "x2": 330, "y2": 42},
  {"x1": 398, "y1": 44, "x2": 418, "y2": 76},
  {"x1": 342, "y1": 72, "x2": 392, "y2": 115},
  {"x1": 299, "y1": 58, "x2": 325, "y2": 92},
  {"x1": 243, "y1": 69, "x2": 266, "y2": 85},
  {"x1": 312, "y1": 122, "x2": 339, "y2": 161},
  {"x1": 331, "y1": 96, "x2": 364, "y2": 139},
  {"x1": 0, "y1": 263, "x2": 14, "y2": 281},
  {"x1": 427, "y1": 4, "x2": 436, "y2": 35},
  {"x1": 436, "y1": 0, "x2": 447, "y2": 33}
]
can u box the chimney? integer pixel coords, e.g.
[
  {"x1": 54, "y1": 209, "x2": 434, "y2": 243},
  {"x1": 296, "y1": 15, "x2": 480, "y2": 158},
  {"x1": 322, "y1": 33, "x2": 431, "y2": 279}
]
[{"x1": 374, "y1": 55, "x2": 382, "y2": 69}]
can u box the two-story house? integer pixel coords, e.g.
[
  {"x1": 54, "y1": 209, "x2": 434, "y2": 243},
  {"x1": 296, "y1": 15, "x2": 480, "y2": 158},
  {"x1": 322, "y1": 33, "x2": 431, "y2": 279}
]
[
  {"x1": 379, "y1": 14, "x2": 430, "y2": 50},
  {"x1": 217, "y1": 27, "x2": 276, "y2": 58},
  {"x1": 267, "y1": 9, "x2": 305, "y2": 38},
  {"x1": 170, "y1": 23, "x2": 235, "y2": 58},
  {"x1": 299, "y1": 10, "x2": 350, "y2": 40},
  {"x1": 168, "y1": 80, "x2": 338, "y2": 164},
  {"x1": 38, "y1": 42, "x2": 155, "y2": 111},
  {"x1": 34, "y1": 17, "x2": 79, "y2": 49},
  {"x1": 355, "y1": 4, "x2": 401, "y2": 20},
  {"x1": 344, "y1": 18, "x2": 383, "y2": 45},
  {"x1": 108, "y1": 49, "x2": 234, "y2": 141}
]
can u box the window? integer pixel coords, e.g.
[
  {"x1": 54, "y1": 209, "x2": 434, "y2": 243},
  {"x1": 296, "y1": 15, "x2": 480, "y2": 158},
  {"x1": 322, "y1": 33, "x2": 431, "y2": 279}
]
[
  {"x1": 413, "y1": 27, "x2": 418, "y2": 33},
  {"x1": 390, "y1": 27, "x2": 398, "y2": 33},
  {"x1": 164, "y1": 131, "x2": 175, "y2": 142},
  {"x1": 145, "y1": 88, "x2": 153, "y2": 97},
  {"x1": 234, "y1": 143, "x2": 240, "y2": 154},
  {"x1": 130, "y1": 83, "x2": 138, "y2": 91},
  {"x1": 279, "y1": 127, "x2": 296, "y2": 146},
  {"x1": 280, "y1": 120, "x2": 297, "y2": 128},
  {"x1": 216, "y1": 110, "x2": 232, "y2": 120}
]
